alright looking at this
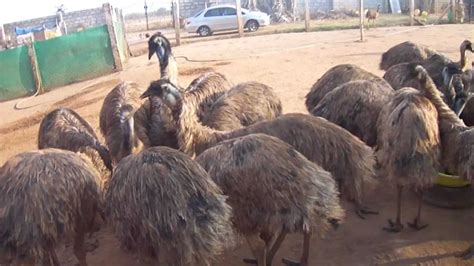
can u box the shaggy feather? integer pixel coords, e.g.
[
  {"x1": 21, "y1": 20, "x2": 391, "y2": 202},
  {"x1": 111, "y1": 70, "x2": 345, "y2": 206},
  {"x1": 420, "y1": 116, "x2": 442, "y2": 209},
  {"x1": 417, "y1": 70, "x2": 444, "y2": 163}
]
[
  {"x1": 196, "y1": 134, "x2": 344, "y2": 237},
  {"x1": 134, "y1": 96, "x2": 179, "y2": 148},
  {"x1": 106, "y1": 146, "x2": 234, "y2": 265},
  {"x1": 203, "y1": 82, "x2": 282, "y2": 130},
  {"x1": 0, "y1": 149, "x2": 103, "y2": 265},
  {"x1": 311, "y1": 80, "x2": 394, "y2": 147},
  {"x1": 99, "y1": 81, "x2": 144, "y2": 164},
  {"x1": 305, "y1": 64, "x2": 391, "y2": 110},
  {"x1": 376, "y1": 87, "x2": 440, "y2": 188},
  {"x1": 413, "y1": 65, "x2": 474, "y2": 180},
  {"x1": 38, "y1": 108, "x2": 113, "y2": 171},
  {"x1": 379, "y1": 41, "x2": 439, "y2": 70}
]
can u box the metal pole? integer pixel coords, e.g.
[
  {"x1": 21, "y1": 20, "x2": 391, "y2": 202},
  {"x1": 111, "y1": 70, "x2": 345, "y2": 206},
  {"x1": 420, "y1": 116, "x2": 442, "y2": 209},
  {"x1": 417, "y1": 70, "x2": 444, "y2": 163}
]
[
  {"x1": 144, "y1": 0, "x2": 149, "y2": 30},
  {"x1": 173, "y1": 0, "x2": 181, "y2": 45},
  {"x1": 304, "y1": 0, "x2": 310, "y2": 31},
  {"x1": 410, "y1": 0, "x2": 415, "y2": 25},
  {"x1": 359, "y1": 0, "x2": 364, "y2": 41},
  {"x1": 236, "y1": 0, "x2": 244, "y2": 37}
]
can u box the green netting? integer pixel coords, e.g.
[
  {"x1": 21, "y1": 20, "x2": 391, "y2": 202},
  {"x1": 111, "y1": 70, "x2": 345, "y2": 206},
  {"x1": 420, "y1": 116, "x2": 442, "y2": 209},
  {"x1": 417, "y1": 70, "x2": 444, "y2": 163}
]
[
  {"x1": 34, "y1": 25, "x2": 115, "y2": 90},
  {"x1": 0, "y1": 45, "x2": 35, "y2": 101}
]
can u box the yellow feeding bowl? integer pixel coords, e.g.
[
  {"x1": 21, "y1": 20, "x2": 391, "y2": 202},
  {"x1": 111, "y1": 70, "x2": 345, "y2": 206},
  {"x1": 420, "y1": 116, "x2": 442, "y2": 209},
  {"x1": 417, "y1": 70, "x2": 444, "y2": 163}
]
[{"x1": 436, "y1": 172, "x2": 470, "y2": 188}]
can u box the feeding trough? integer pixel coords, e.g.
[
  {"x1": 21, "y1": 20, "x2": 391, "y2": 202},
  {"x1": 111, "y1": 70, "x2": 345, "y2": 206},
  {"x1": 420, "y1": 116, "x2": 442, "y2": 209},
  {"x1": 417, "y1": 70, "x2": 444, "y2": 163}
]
[{"x1": 423, "y1": 173, "x2": 474, "y2": 209}]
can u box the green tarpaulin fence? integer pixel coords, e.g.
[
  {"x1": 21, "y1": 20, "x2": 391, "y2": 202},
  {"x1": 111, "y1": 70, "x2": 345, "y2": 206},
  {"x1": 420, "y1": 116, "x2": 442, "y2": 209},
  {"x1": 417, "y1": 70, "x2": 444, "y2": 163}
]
[
  {"x1": 0, "y1": 45, "x2": 35, "y2": 101},
  {"x1": 34, "y1": 25, "x2": 115, "y2": 90}
]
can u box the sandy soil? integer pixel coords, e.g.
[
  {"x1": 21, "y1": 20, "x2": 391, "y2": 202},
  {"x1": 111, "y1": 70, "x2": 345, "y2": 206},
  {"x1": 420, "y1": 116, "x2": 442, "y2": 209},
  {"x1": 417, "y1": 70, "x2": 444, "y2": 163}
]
[{"x1": 1, "y1": 24, "x2": 474, "y2": 265}]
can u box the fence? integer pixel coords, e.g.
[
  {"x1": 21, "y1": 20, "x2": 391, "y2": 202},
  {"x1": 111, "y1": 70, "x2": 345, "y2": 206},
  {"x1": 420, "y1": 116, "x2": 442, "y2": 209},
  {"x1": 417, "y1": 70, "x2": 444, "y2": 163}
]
[
  {"x1": 0, "y1": 46, "x2": 35, "y2": 100},
  {"x1": 0, "y1": 3, "x2": 129, "y2": 102}
]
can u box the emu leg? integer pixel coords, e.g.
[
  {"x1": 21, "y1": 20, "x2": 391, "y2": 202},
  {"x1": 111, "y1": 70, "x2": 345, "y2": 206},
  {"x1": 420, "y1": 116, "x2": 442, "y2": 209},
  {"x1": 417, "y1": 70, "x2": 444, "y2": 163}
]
[
  {"x1": 47, "y1": 248, "x2": 60, "y2": 266},
  {"x1": 407, "y1": 190, "x2": 428, "y2": 230},
  {"x1": 243, "y1": 231, "x2": 274, "y2": 265},
  {"x1": 244, "y1": 235, "x2": 267, "y2": 266},
  {"x1": 74, "y1": 232, "x2": 88, "y2": 266},
  {"x1": 282, "y1": 230, "x2": 311, "y2": 266},
  {"x1": 456, "y1": 244, "x2": 474, "y2": 260},
  {"x1": 266, "y1": 228, "x2": 289, "y2": 266},
  {"x1": 383, "y1": 185, "x2": 404, "y2": 233}
]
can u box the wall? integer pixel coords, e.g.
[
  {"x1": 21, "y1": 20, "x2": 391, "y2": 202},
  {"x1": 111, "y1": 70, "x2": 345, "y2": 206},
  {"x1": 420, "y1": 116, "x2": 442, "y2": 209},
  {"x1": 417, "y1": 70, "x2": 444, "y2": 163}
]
[
  {"x1": 3, "y1": 7, "x2": 106, "y2": 42},
  {"x1": 179, "y1": 0, "x2": 235, "y2": 19}
]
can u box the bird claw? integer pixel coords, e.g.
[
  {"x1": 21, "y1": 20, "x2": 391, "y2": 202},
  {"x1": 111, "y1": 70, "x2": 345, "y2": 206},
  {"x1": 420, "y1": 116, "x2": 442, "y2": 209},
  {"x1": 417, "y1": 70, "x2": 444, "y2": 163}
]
[
  {"x1": 243, "y1": 258, "x2": 258, "y2": 265},
  {"x1": 282, "y1": 258, "x2": 305, "y2": 266},
  {"x1": 456, "y1": 245, "x2": 474, "y2": 260},
  {"x1": 383, "y1": 219, "x2": 404, "y2": 233},
  {"x1": 407, "y1": 218, "x2": 428, "y2": 231},
  {"x1": 355, "y1": 206, "x2": 379, "y2": 219}
]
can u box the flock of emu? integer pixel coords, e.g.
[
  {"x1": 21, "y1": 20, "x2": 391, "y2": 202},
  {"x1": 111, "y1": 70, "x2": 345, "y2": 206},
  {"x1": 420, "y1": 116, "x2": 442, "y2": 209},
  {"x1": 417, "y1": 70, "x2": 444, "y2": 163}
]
[{"x1": 0, "y1": 32, "x2": 473, "y2": 265}]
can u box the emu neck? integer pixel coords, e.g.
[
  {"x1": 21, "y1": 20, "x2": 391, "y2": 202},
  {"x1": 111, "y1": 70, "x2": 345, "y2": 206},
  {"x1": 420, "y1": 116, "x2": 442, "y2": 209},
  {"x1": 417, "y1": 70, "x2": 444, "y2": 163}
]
[
  {"x1": 178, "y1": 96, "x2": 225, "y2": 156},
  {"x1": 161, "y1": 55, "x2": 179, "y2": 86},
  {"x1": 121, "y1": 117, "x2": 135, "y2": 159},
  {"x1": 419, "y1": 72, "x2": 466, "y2": 133}
]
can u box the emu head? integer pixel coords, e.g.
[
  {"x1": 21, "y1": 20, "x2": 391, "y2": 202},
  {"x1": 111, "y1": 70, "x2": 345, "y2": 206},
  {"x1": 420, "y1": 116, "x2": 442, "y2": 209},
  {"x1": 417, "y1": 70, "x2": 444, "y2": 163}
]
[
  {"x1": 461, "y1": 40, "x2": 473, "y2": 53},
  {"x1": 148, "y1": 32, "x2": 172, "y2": 68},
  {"x1": 443, "y1": 67, "x2": 468, "y2": 116},
  {"x1": 141, "y1": 79, "x2": 182, "y2": 108}
]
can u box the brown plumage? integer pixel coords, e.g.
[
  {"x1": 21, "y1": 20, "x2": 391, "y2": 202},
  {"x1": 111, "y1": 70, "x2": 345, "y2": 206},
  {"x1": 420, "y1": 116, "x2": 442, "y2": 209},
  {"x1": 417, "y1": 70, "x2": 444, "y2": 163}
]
[
  {"x1": 305, "y1": 64, "x2": 391, "y2": 111},
  {"x1": 38, "y1": 107, "x2": 113, "y2": 171},
  {"x1": 310, "y1": 80, "x2": 394, "y2": 147},
  {"x1": 134, "y1": 96, "x2": 179, "y2": 148},
  {"x1": 376, "y1": 74, "x2": 440, "y2": 232},
  {"x1": 0, "y1": 149, "x2": 103, "y2": 265},
  {"x1": 383, "y1": 61, "x2": 469, "y2": 115},
  {"x1": 99, "y1": 81, "x2": 144, "y2": 164},
  {"x1": 413, "y1": 65, "x2": 474, "y2": 180},
  {"x1": 148, "y1": 32, "x2": 179, "y2": 86},
  {"x1": 202, "y1": 81, "x2": 282, "y2": 131},
  {"x1": 380, "y1": 41, "x2": 439, "y2": 70},
  {"x1": 105, "y1": 146, "x2": 233, "y2": 265},
  {"x1": 141, "y1": 80, "x2": 377, "y2": 218},
  {"x1": 136, "y1": 72, "x2": 232, "y2": 148},
  {"x1": 416, "y1": 64, "x2": 474, "y2": 260},
  {"x1": 196, "y1": 134, "x2": 344, "y2": 265},
  {"x1": 365, "y1": 4, "x2": 380, "y2": 27}
]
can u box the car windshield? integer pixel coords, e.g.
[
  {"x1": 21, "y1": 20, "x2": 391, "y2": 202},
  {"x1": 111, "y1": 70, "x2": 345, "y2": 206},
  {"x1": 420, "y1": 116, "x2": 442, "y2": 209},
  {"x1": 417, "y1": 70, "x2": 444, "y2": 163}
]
[{"x1": 193, "y1": 9, "x2": 204, "y2": 17}]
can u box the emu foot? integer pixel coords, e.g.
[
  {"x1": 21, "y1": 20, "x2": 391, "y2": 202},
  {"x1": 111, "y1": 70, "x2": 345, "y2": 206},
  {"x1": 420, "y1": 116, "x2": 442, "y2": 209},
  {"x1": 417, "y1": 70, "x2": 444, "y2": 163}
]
[
  {"x1": 243, "y1": 258, "x2": 258, "y2": 265},
  {"x1": 282, "y1": 258, "x2": 307, "y2": 266},
  {"x1": 407, "y1": 218, "x2": 428, "y2": 231},
  {"x1": 383, "y1": 219, "x2": 404, "y2": 233},
  {"x1": 456, "y1": 244, "x2": 474, "y2": 260},
  {"x1": 355, "y1": 206, "x2": 379, "y2": 219}
]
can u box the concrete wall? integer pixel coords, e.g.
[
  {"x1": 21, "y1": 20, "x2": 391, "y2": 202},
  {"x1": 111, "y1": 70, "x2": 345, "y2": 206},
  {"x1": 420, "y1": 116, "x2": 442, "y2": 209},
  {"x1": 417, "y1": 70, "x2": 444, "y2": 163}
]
[
  {"x1": 3, "y1": 7, "x2": 106, "y2": 42},
  {"x1": 179, "y1": 0, "x2": 235, "y2": 19},
  {"x1": 297, "y1": 0, "x2": 387, "y2": 14}
]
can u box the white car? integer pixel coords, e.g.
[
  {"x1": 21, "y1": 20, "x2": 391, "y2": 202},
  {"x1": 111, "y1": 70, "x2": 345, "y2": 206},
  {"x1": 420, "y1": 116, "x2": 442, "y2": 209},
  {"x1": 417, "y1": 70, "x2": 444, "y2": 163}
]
[{"x1": 184, "y1": 5, "x2": 270, "y2": 37}]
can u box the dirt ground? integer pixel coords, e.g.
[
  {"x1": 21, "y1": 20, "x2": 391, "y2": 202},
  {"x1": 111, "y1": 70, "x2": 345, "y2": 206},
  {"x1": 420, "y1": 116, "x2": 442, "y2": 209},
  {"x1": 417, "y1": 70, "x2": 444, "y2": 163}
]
[{"x1": 1, "y1": 24, "x2": 474, "y2": 265}]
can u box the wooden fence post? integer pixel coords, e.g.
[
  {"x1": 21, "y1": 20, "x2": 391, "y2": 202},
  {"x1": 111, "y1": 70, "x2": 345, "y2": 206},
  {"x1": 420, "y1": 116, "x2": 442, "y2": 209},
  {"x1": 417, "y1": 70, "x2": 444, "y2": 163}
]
[
  {"x1": 27, "y1": 41, "x2": 43, "y2": 94},
  {"x1": 359, "y1": 0, "x2": 364, "y2": 41},
  {"x1": 236, "y1": 0, "x2": 244, "y2": 37},
  {"x1": 103, "y1": 3, "x2": 123, "y2": 71},
  {"x1": 304, "y1": 0, "x2": 310, "y2": 32},
  {"x1": 173, "y1": 0, "x2": 181, "y2": 45},
  {"x1": 410, "y1": 0, "x2": 415, "y2": 26}
]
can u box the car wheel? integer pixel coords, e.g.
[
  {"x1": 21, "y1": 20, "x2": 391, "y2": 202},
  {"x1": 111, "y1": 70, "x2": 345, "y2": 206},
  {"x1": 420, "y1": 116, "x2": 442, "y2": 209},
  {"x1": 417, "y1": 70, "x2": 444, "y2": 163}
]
[
  {"x1": 197, "y1": 26, "x2": 211, "y2": 37},
  {"x1": 246, "y1": 20, "x2": 259, "y2": 32}
]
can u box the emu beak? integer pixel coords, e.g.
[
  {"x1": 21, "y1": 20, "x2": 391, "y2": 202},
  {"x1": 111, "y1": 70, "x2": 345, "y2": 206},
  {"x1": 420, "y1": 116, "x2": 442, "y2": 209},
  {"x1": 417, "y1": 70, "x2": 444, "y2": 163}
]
[
  {"x1": 148, "y1": 49, "x2": 155, "y2": 60},
  {"x1": 140, "y1": 90, "x2": 151, "y2": 99}
]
